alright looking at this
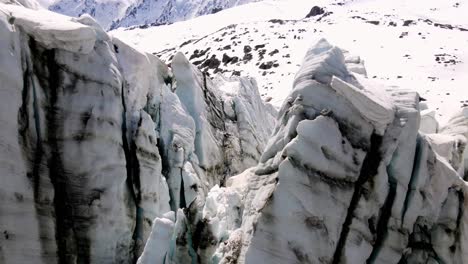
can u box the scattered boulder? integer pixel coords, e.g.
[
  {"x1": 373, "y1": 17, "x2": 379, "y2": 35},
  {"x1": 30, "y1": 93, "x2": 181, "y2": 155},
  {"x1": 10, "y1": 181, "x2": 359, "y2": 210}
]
[
  {"x1": 305, "y1": 6, "x2": 325, "y2": 18},
  {"x1": 189, "y1": 47, "x2": 210, "y2": 60},
  {"x1": 403, "y1": 20, "x2": 415, "y2": 26},
  {"x1": 222, "y1": 53, "x2": 239, "y2": 65},
  {"x1": 366, "y1": 20, "x2": 380, "y2": 25},
  {"x1": 269, "y1": 19, "x2": 285, "y2": 25},
  {"x1": 243, "y1": 53, "x2": 253, "y2": 62},
  {"x1": 259, "y1": 61, "x2": 279, "y2": 70},
  {"x1": 258, "y1": 49, "x2": 267, "y2": 60},
  {"x1": 254, "y1": 44, "x2": 266, "y2": 50},
  {"x1": 211, "y1": 7, "x2": 223, "y2": 14},
  {"x1": 268, "y1": 49, "x2": 279, "y2": 56},
  {"x1": 200, "y1": 54, "x2": 221, "y2": 69}
]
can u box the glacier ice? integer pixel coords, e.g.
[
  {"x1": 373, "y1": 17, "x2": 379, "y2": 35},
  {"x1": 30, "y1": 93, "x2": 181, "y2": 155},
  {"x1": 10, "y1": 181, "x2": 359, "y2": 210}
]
[
  {"x1": 0, "y1": 3, "x2": 275, "y2": 263},
  {"x1": 1, "y1": 2, "x2": 468, "y2": 264}
]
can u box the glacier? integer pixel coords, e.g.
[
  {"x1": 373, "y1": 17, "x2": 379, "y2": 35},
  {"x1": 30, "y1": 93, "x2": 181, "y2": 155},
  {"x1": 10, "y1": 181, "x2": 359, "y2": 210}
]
[
  {"x1": 1, "y1": 1, "x2": 468, "y2": 264},
  {"x1": 0, "y1": 1, "x2": 274, "y2": 263}
]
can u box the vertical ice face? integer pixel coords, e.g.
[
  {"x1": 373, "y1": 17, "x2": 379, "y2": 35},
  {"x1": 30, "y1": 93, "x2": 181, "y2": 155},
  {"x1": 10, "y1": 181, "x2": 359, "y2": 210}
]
[
  {"x1": 0, "y1": 6, "x2": 47, "y2": 264},
  {"x1": 0, "y1": 3, "x2": 170, "y2": 262},
  {"x1": 172, "y1": 51, "x2": 224, "y2": 176}
]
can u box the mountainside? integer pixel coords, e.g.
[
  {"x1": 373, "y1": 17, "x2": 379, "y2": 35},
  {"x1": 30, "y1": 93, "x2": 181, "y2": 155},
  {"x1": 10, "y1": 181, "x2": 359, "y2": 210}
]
[
  {"x1": 111, "y1": 0, "x2": 259, "y2": 30},
  {"x1": 47, "y1": 0, "x2": 258, "y2": 30},
  {"x1": 48, "y1": 0, "x2": 135, "y2": 30},
  {"x1": 112, "y1": 0, "x2": 468, "y2": 125}
]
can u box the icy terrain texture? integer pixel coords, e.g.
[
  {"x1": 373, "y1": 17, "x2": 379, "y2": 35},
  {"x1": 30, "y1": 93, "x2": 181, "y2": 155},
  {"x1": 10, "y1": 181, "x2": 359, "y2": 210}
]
[{"x1": 0, "y1": 1, "x2": 274, "y2": 262}]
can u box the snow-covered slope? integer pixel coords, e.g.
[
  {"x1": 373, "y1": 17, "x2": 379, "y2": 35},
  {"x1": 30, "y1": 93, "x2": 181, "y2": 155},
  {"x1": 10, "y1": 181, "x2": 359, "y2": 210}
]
[{"x1": 112, "y1": 0, "x2": 468, "y2": 125}]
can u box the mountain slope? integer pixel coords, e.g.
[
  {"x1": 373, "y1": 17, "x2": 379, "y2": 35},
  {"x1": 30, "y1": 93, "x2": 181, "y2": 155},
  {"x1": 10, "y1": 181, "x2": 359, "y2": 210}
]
[
  {"x1": 48, "y1": 0, "x2": 136, "y2": 29},
  {"x1": 111, "y1": 0, "x2": 259, "y2": 30},
  {"x1": 47, "y1": 0, "x2": 258, "y2": 30}
]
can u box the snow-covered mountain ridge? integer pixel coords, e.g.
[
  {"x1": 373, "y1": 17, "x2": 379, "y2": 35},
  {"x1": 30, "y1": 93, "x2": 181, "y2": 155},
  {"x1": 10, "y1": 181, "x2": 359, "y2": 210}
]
[
  {"x1": 46, "y1": 0, "x2": 258, "y2": 30},
  {"x1": 48, "y1": 0, "x2": 135, "y2": 30}
]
